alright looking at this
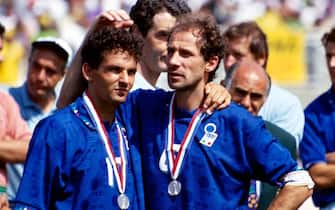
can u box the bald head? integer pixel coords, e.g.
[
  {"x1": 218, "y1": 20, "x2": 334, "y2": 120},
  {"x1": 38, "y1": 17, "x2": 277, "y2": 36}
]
[{"x1": 224, "y1": 58, "x2": 270, "y2": 115}]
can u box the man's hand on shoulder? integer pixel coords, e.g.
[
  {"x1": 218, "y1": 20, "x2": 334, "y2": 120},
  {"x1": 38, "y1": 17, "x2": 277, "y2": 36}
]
[{"x1": 203, "y1": 82, "x2": 231, "y2": 114}]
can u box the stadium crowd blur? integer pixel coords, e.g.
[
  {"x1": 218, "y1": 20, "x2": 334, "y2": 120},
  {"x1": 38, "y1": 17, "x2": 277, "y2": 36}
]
[{"x1": 0, "y1": 0, "x2": 334, "y2": 96}]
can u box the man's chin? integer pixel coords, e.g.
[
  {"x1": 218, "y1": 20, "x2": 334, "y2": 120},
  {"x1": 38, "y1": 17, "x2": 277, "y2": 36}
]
[
  {"x1": 168, "y1": 81, "x2": 181, "y2": 90},
  {"x1": 114, "y1": 96, "x2": 128, "y2": 105},
  {"x1": 30, "y1": 90, "x2": 49, "y2": 99}
]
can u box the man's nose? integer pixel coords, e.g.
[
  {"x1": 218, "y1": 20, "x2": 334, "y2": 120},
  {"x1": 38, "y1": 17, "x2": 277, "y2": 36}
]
[
  {"x1": 240, "y1": 95, "x2": 252, "y2": 111},
  {"x1": 119, "y1": 71, "x2": 130, "y2": 87},
  {"x1": 37, "y1": 69, "x2": 47, "y2": 80},
  {"x1": 224, "y1": 55, "x2": 237, "y2": 71}
]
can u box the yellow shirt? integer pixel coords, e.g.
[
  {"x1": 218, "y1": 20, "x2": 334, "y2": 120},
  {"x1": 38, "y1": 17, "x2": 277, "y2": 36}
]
[{"x1": 0, "y1": 40, "x2": 25, "y2": 85}]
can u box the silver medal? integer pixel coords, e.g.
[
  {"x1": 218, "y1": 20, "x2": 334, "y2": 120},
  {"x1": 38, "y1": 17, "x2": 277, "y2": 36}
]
[
  {"x1": 168, "y1": 180, "x2": 182, "y2": 196},
  {"x1": 117, "y1": 194, "x2": 130, "y2": 210}
]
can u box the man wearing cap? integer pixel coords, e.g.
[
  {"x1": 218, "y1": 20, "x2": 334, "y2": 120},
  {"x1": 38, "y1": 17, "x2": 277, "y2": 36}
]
[{"x1": 5, "y1": 36, "x2": 71, "y2": 202}]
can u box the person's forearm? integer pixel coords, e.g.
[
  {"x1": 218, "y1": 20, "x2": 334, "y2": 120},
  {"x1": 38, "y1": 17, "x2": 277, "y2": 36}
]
[
  {"x1": 309, "y1": 163, "x2": 335, "y2": 188},
  {"x1": 0, "y1": 140, "x2": 30, "y2": 163},
  {"x1": 56, "y1": 49, "x2": 86, "y2": 109},
  {"x1": 57, "y1": 13, "x2": 98, "y2": 109},
  {"x1": 268, "y1": 185, "x2": 312, "y2": 210}
]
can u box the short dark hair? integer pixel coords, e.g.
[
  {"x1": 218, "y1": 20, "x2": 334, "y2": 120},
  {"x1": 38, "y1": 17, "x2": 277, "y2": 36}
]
[
  {"x1": 322, "y1": 27, "x2": 335, "y2": 47},
  {"x1": 223, "y1": 21, "x2": 269, "y2": 68},
  {"x1": 169, "y1": 12, "x2": 225, "y2": 82},
  {"x1": 81, "y1": 27, "x2": 142, "y2": 69},
  {"x1": 130, "y1": 0, "x2": 191, "y2": 37},
  {"x1": 0, "y1": 22, "x2": 5, "y2": 37}
]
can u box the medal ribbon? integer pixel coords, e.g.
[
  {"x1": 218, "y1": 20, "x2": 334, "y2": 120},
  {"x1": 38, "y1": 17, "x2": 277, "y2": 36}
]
[
  {"x1": 167, "y1": 93, "x2": 205, "y2": 180},
  {"x1": 83, "y1": 92, "x2": 126, "y2": 194}
]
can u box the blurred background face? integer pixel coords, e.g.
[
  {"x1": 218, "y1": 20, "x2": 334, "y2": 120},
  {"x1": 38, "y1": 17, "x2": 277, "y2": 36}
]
[
  {"x1": 228, "y1": 63, "x2": 269, "y2": 115},
  {"x1": 141, "y1": 11, "x2": 176, "y2": 74},
  {"x1": 325, "y1": 41, "x2": 335, "y2": 86},
  {"x1": 27, "y1": 48, "x2": 65, "y2": 101},
  {"x1": 223, "y1": 37, "x2": 254, "y2": 71}
]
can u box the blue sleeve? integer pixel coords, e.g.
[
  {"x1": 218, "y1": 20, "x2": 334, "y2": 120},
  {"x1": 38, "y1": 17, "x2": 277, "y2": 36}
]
[
  {"x1": 244, "y1": 116, "x2": 297, "y2": 184},
  {"x1": 299, "y1": 111, "x2": 326, "y2": 169},
  {"x1": 13, "y1": 117, "x2": 70, "y2": 210}
]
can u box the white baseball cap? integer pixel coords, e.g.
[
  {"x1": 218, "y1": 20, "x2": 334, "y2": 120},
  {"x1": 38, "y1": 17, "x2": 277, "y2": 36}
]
[{"x1": 32, "y1": 36, "x2": 73, "y2": 67}]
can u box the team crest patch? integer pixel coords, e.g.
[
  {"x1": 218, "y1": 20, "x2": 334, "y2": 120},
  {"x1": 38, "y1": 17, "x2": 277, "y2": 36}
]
[{"x1": 199, "y1": 123, "x2": 218, "y2": 147}]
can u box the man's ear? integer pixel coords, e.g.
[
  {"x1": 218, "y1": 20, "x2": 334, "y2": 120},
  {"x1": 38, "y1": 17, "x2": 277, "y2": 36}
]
[
  {"x1": 82, "y1": 63, "x2": 91, "y2": 82},
  {"x1": 205, "y1": 56, "x2": 220, "y2": 73},
  {"x1": 256, "y1": 57, "x2": 266, "y2": 67}
]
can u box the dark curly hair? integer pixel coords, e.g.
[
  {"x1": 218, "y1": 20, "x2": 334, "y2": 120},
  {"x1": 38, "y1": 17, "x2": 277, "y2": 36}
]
[
  {"x1": 223, "y1": 21, "x2": 269, "y2": 68},
  {"x1": 81, "y1": 27, "x2": 143, "y2": 69},
  {"x1": 129, "y1": 0, "x2": 191, "y2": 37},
  {"x1": 169, "y1": 12, "x2": 225, "y2": 82},
  {"x1": 322, "y1": 27, "x2": 335, "y2": 47}
]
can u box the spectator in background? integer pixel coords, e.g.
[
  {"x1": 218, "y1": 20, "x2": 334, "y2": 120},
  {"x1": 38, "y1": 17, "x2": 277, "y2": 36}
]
[
  {"x1": 0, "y1": 14, "x2": 25, "y2": 85},
  {"x1": 129, "y1": 0, "x2": 191, "y2": 90},
  {"x1": 5, "y1": 36, "x2": 71, "y2": 202},
  {"x1": 222, "y1": 21, "x2": 304, "y2": 145},
  {"x1": 300, "y1": 27, "x2": 335, "y2": 209},
  {"x1": 223, "y1": 58, "x2": 297, "y2": 209},
  {"x1": 0, "y1": 22, "x2": 31, "y2": 210},
  {"x1": 0, "y1": 92, "x2": 31, "y2": 209}
]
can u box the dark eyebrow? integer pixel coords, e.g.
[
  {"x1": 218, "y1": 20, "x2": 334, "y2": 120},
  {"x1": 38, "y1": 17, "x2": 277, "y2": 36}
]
[
  {"x1": 128, "y1": 68, "x2": 137, "y2": 72},
  {"x1": 106, "y1": 65, "x2": 123, "y2": 71},
  {"x1": 250, "y1": 92, "x2": 263, "y2": 98},
  {"x1": 235, "y1": 87, "x2": 248, "y2": 94}
]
